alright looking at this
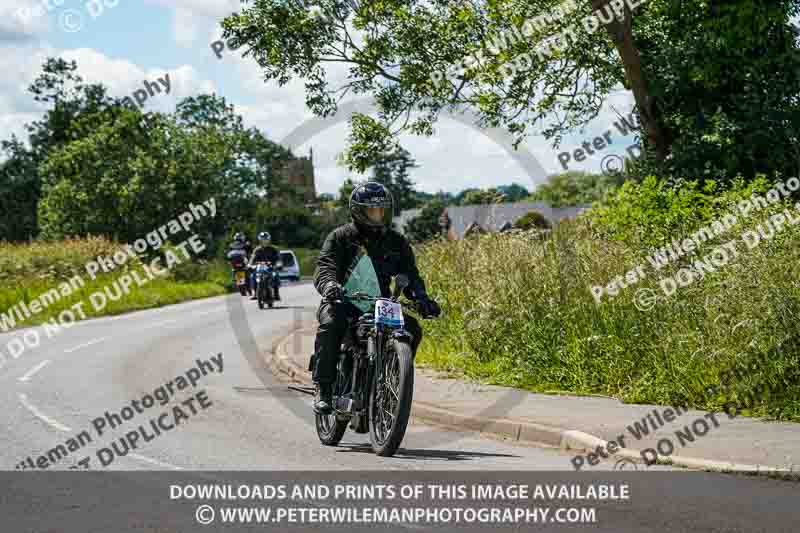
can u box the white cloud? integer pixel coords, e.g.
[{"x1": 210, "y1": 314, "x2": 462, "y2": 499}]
[
  {"x1": 0, "y1": 41, "x2": 218, "y2": 150},
  {"x1": 173, "y1": 7, "x2": 199, "y2": 47},
  {"x1": 58, "y1": 49, "x2": 215, "y2": 112},
  {"x1": 145, "y1": 0, "x2": 241, "y2": 19},
  {"x1": 0, "y1": 0, "x2": 49, "y2": 41},
  {"x1": 144, "y1": 0, "x2": 241, "y2": 47}
]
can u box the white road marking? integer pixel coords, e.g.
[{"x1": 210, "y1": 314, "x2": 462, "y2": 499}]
[
  {"x1": 18, "y1": 393, "x2": 183, "y2": 471},
  {"x1": 64, "y1": 336, "x2": 109, "y2": 353},
  {"x1": 18, "y1": 393, "x2": 72, "y2": 432},
  {"x1": 18, "y1": 360, "x2": 50, "y2": 382},
  {"x1": 129, "y1": 453, "x2": 183, "y2": 470},
  {"x1": 195, "y1": 309, "x2": 225, "y2": 316},
  {"x1": 137, "y1": 318, "x2": 180, "y2": 330}
]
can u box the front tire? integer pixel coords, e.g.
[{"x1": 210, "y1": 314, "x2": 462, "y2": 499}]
[
  {"x1": 315, "y1": 357, "x2": 350, "y2": 446},
  {"x1": 369, "y1": 340, "x2": 414, "y2": 457}
]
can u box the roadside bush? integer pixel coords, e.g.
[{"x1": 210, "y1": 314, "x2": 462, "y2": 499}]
[
  {"x1": 585, "y1": 174, "x2": 774, "y2": 246},
  {"x1": 415, "y1": 180, "x2": 800, "y2": 420},
  {"x1": 514, "y1": 211, "x2": 551, "y2": 230}
]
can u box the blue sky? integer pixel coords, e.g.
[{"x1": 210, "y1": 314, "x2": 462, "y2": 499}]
[{"x1": 0, "y1": 0, "x2": 640, "y2": 195}]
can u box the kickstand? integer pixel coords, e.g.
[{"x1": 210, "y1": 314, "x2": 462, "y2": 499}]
[{"x1": 288, "y1": 385, "x2": 316, "y2": 396}]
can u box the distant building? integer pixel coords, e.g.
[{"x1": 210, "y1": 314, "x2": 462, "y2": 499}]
[
  {"x1": 391, "y1": 208, "x2": 422, "y2": 235},
  {"x1": 273, "y1": 148, "x2": 317, "y2": 205},
  {"x1": 394, "y1": 201, "x2": 589, "y2": 240}
]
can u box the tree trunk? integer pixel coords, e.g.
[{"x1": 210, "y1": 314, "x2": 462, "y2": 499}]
[{"x1": 591, "y1": 0, "x2": 671, "y2": 161}]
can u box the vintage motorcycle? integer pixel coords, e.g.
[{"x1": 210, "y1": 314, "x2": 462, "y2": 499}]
[
  {"x1": 227, "y1": 249, "x2": 250, "y2": 296},
  {"x1": 254, "y1": 261, "x2": 281, "y2": 309},
  {"x1": 312, "y1": 256, "x2": 437, "y2": 457}
]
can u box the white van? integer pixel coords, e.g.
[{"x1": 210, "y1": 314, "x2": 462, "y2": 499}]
[{"x1": 278, "y1": 250, "x2": 301, "y2": 281}]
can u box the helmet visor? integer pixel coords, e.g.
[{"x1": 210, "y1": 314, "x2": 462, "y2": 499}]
[{"x1": 352, "y1": 201, "x2": 393, "y2": 228}]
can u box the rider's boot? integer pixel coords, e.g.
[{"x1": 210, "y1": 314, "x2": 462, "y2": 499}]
[
  {"x1": 274, "y1": 286, "x2": 281, "y2": 300},
  {"x1": 313, "y1": 382, "x2": 333, "y2": 414}
]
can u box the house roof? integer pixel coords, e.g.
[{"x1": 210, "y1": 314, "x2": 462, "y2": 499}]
[{"x1": 443, "y1": 201, "x2": 590, "y2": 238}]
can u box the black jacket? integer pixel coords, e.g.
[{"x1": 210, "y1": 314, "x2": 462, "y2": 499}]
[
  {"x1": 229, "y1": 240, "x2": 252, "y2": 258},
  {"x1": 314, "y1": 223, "x2": 427, "y2": 300},
  {"x1": 249, "y1": 245, "x2": 280, "y2": 266}
]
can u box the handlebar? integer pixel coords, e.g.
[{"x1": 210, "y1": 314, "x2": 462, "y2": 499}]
[{"x1": 324, "y1": 290, "x2": 435, "y2": 319}]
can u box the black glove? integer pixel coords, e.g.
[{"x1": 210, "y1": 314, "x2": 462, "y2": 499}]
[
  {"x1": 322, "y1": 281, "x2": 343, "y2": 301},
  {"x1": 417, "y1": 295, "x2": 441, "y2": 318}
]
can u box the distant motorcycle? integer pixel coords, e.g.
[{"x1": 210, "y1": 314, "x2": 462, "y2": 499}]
[
  {"x1": 254, "y1": 261, "x2": 281, "y2": 309},
  {"x1": 227, "y1": 249, "x2": 250, "y2": 296}
]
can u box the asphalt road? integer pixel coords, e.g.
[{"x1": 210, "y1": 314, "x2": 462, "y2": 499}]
[
  {"x1": 2, "y1": 282, "x2": 798, "y2": 532},
  {"x1": 1, "y1": 281, "x2": 593, "y2": 471}
]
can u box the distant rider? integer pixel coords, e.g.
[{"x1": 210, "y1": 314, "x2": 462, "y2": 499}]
[
  {"x1": 227, "y1": 232, "x2": 253, "y2": 295},
  {"x1": 311, "y1": 182, "x2": 441, "y2": 414},
  {"x1": 249, "y1": 231, "x2": 281, "y2": 301}
]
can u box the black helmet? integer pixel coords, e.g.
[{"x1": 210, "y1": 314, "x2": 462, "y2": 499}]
[
  {"x1": 234, "y1": 232, "x2": 245, "y2": 242},
  {"x1": 349, "y1": 181, "x2": 394, "y2": 230}
]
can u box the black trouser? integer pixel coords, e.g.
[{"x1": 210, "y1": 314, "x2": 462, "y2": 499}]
[{"x1": 312, "y1": 301, "x2": 423, "y2": 385}]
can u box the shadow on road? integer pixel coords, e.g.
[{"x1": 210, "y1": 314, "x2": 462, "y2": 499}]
[{"x1": 334, "y1": 443, "x2": 520, "y2": 461}]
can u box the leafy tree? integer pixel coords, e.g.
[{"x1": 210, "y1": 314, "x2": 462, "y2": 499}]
[
  {"x1": 221, "y1": 1, "x2": 800, "y2": 189},
  {"x1": 38, "y1": 109, "x2": 232, "y2": 244},
  {"x1": 497, "y1": 183, "x2": 530, "y2": 202},
  {"x1": 528, "y1": 170, "x2": 626, "y2": 207},
  {"x1": 404, "y1": 200, "x2": 446, "y2": 243},
  {"x1": 460, "y1": 187, "x2": 505, "y2": 205},
  {"x1": 337, "y1": 177, "x2": 356, "y2": 208},
  {"x1": 370, "y1": 147, "x2": 420, "y2": 214},
  {"x1": 416, "y1": 189, "x2": 455, "y2": 206},
  {"x1": 0, "y1": 58, "x2": 121, "y2": 240},
  {"x1": 514, "y1": 210, "x2": 551, "y2": 230}
]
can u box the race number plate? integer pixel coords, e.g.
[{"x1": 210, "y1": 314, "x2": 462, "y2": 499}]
[{"x1": 375, "y1": 300, "x2": 404, "y2": 327}]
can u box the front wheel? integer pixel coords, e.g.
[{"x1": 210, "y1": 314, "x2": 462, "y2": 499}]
[
  {"x1": 316, "y1": 375, "x2": 350, "y2": 446},
  {"x1": 369, "y1": 340, "x2": 414, "y2": 457}
]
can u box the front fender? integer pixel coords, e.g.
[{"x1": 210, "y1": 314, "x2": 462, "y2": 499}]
[{"x1": 391, "y1": 328, "x2": 412, "y2": 343}]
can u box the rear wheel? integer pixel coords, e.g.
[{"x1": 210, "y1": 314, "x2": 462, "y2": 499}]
[{"x1": 369, "y1": 340, "x2": 414, "y2": 457}]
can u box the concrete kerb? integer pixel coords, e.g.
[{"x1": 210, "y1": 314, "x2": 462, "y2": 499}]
[{"x1": 267, "y1": 324, "x2": 800, "y2": 477}]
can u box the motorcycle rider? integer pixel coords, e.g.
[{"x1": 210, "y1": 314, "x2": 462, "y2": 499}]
[
  {"x1": 227, "y1": 232, "x2": 253, "y2": 295},
  {"x1": 248, "y1": 231, "x2": 281, "y2": 301},
  {"x1": 312, "y1": 182, "x2": 441, "y2": 414}
]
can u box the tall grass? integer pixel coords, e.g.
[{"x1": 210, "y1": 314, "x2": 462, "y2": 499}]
[
  {"x1": 0, "y1": 237, "x2": 229, "y2": 330},
  {"x1": 415, "y1": 199, "x2": 800, "y2": 420}
]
